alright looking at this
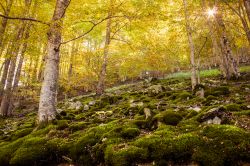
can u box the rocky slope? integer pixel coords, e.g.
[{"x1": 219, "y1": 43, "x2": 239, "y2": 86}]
[{"x1": 0, "y1": 74, "x2": 250, "y2": 166}]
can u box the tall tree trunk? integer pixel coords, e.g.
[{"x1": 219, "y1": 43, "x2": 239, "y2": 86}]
[
  {"x1": 96, "y1": 0, "x2": 113, "y2": 95},
  {"x1": 0, "y1": 58, "x2": 10, "y2": 98},
  {"x1": 13, "y1": 23, "x2": 32, "y2": 89},
  {"x1": 38, "y1": 0, "x2": 70, "y2": 124},
  {"x1": 0, "y1": 0, "x2": 32, "y2": 116},
  {"x1": 183, "y1": 0, "x2": 197, "y2": 90},
  {"x1": 215, "y1": 10, "x2": 239, "y2": 79},
  {"x1": 0, "y1": 25, "x2": 26, "y2": 116}
]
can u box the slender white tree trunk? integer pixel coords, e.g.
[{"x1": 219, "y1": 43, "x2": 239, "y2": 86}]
[
  {"x1": 183, "y1": 0, "x2": 197, "y2": 90},
  {"x1": 38, "y1": 0, "x2": 70, "y2": 124},
  {"x1": 96, "y1": 0, "x2": 113, "y2": 95}
]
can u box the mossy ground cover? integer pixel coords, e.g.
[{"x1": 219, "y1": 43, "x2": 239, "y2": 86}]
[{"x1": 0, "y1": 70, "x2": 250, "y2": 166}]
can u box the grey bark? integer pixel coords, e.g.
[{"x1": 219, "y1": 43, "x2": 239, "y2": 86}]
[
  {"x1": 0, "y1": 0, "x2": 32, "y2": 116},
  {"x1": 38, "y1": 0, "x2": 70, "y2": 124},
  {"x1": 96, "y1": 0, "x2": 113, "y2": 95},
  {"x1": 0, "y1": 25, "x2": 26, "y2": 116},
  {"x1": 183, "y1": 0, "x2": 197, "y2": 90},
  {"x1": 13, "y1": 23, "x2": 32, "y2": 89},
  {"x1": 215, "y1": 10, "x2": 239, "y2": 79}
]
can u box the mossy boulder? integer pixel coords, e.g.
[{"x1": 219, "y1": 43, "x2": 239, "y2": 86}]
[
  {"x1": 154, "y1": 111, "x2": 183, "y2": 126},
  {"x1": 0, "y1": 139, "x2": 24, "y2": 165},
  {"x1": 121, "y1": 128, "x2": 140, "y2": 139},
  {"x1": 10, "y1": 137, "x2": 48, "y2": 165},
  {"x1": 193, "y1": 125, "x2": 250, "y2": 166},
  {"x1": 104, "y1": 144, "x2": 148, "y2": 166}
]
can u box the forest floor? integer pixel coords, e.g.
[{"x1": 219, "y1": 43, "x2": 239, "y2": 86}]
[{"x1": 0, "y1": 67, "x2": 250, "y2": 166}]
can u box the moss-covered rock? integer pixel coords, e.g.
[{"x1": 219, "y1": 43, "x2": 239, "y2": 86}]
[
  {"x1": 10, "y1": 137, "x2": 48, "y2": 165},
  {"x1": 0, "y1": 139, "x2": 24, "y2": 165},
  {"x1": 104, "y1": 144, "x2": 148, "y2": 166},
  {"x1": 193, "y1": 125, "x2": 250, "y2": 166},
  {"x1": 121, "y1": 128, "x2": 140, "y2": 139},
  {"x1": 154, "y1": 111, "x2": 183, "y2": 126}
]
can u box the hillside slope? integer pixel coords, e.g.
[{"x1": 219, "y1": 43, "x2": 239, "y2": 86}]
[{"x1": 0, "y1": 73, "x2": 250, "y2": 166}]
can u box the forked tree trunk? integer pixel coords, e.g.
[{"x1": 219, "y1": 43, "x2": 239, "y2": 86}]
[
  {"x1": 38, "y1": 0, "x2": 70, "y2": 124},
  {"x1": 96, "y1": 0, "x2": 113, "y2": 95},
  {"x1": 183, "y1": 0, "x2": 197, "y2": 90}
]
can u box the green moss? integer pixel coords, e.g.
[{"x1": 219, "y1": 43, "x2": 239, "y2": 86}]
[
  {"x1": 205, "y1": 95, "x2": 218, "y2": 102},
  {"x1": 104, "y1": 144, "x2": 148, "y2": 166},
  {"x1": 206, "y1": 86, "x2": 230, "y2": 97},
  {"x1": 177, "y1": 120, "x2": 200, "y2": 132},
  {"x1": 155, "y1": 111, "x2": 183, "y2": 126},
  {"x1": 10, "y1": 137, "x2": 48, "y2": 165},
  {"x1": 185, "y1": 110, "x2": 198, "y2": 119},
  {"x1": 0, "y1": 139, "x2": 24, "y2": 165},
  {"x1": 46, "y1": 138, "x2": 70, "y2": 159},
  {"x1": 177, "y1": 91, "x2": 193, "y2": 100},
  {"x1": 172, "y1": 133, "x2": 203, "y2": 161},
  {"x1": 192, "y1": 125, "x2": 250, "y2": 166},
  {"x1": 12, "y1": 128, "x2": 33, "y2": 140},
  {"x1": 225, "y1": 104, "x2": 242, "y2": 112},
  {"x1": 69, "y1": 122, "x2": 86, "y2": 132},
  {"x1": 56, "y1": 120, "x2": 69, "y2": 130},
  {"x1": 234, "y1": 110, "x2": 250, "y2": 116},
  {"x1": 121, "y1": 128, "x2": 140, "y2": 139}
]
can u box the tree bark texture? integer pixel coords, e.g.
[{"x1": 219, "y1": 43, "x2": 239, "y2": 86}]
[{"x1": 38, "y1": 0, "x2": 70, "y2": 124}]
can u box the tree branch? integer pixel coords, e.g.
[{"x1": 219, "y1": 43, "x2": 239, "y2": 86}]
[
  {"x1": 0, "y1": 13, "x2": 50, "y2": 25},
  {"x1": 0, "y1": 2, "x2": 6, "y2": 14},
  {"x1": 61, "y1": 15, "x2": 130, "y2": 44}
]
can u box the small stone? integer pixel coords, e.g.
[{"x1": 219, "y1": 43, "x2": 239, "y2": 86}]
[
  {"x1": 75, "y1": 101, "x2": 83, "y2": 110},
  {"x1": 213, "y1": 116, "x2": 222, "y2": 124},
  {"x1": 102, "y1": 137, "x2": 107, "y2": 142},
  {"x1": 137, "y1": 102, "x2": 144, "y2": 107},
  {"x1": 56, "y1": 109, "x2": 63, "y2": 114},
  {"x1": 89, "y1": 101, "x2": 96, "y2": 106},
  {"x1": 144, "y1": 108, "x2": 151, "y2": 119},
  {"x1": 84, "y1": 105, "x2": 89, "y2": 111}
]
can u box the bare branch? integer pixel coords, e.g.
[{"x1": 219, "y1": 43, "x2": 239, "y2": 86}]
[
  {"x1": 0, "y1": 13, "x2": 50, "y2": 25},
  {"x1": 61, "y1": 15, "x2": 130, "y2": 44},
  {"x1": 0, "y1": 2, "x2": 6, "y2": 14}
]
